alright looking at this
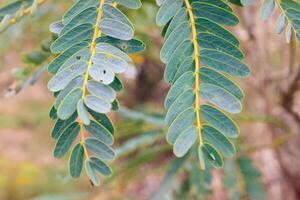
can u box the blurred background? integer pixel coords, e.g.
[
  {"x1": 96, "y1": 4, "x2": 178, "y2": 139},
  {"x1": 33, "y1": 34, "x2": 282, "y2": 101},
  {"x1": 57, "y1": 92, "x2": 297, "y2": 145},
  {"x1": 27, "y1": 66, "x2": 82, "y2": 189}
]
[{"x1": 0, "y1": 0, "x2": 300, "y2": 199}]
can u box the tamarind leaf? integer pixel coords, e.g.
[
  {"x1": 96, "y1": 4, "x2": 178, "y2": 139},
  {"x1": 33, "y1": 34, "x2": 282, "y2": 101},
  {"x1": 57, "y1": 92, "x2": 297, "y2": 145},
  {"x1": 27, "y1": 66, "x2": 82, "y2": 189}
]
[
  {"x1": 46, "y1": 0, "x2": 143, "y2": 185},
  {"x1": 157, "y1": 0, "x2": 248, "y2": 168}
]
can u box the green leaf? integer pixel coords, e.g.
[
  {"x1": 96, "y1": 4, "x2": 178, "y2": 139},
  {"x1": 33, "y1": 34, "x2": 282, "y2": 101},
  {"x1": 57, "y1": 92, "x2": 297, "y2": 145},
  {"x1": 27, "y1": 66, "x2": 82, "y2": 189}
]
[
  {"x1": 261, "y1": 0, "x2": 275, "y2": 21},
  {"x1": 199, "y1": 83, "x2": 242, "y2": 114},
  {"x1": 63, "y1": 0, "x2": 98, "y2": 24},
  {"x1": 84, "y1": 120, "x2": 114, "y2": 145},
  {"x1": 286, "y1": 23, "x2": 293, "y2": 43},
  {"x1": 167, "y1": 107, "x2": 195, "y2": 144},
  {"x1": 241, "y1": 0, "x2": 255, "y2": 6},
  {"x1": 48, "y1": 42, "x2": 89, "y2": 74},
  {"x1": 55, "y1": 76, "x2": 84, "y2": 109},
  {"x1": 54, "y1": 122, "x2": 80, "y2": 158},
  {"x1": 280, "y1": 0, "x2": 300, "y2": 40},
  {"x1": 89, "y1": 63, "x2": 115, "y2": 84},
  {"x1": 193, "y1": 2, "x2": 239, "y2": 26},
  {"x1": 103, "y1": 4, "x2": 133, "y2": 28},
  {"x1": 202, "y1": 143, "x2": 223, "y2": 168},
  {"x1": 200, "y1": 49, "x2": 250, "y2": 77},
  {"x1": 198, "y1": 32, "x2": 244, "y2": 59},
  {"x1": 87, "y1": 80, "x2": 116, "y2": 102},
  {"x1": 85, "y1": 138, "x2": 115, "y2": 160},
  {"x1": 84, "y1": 95, "x2": 111, "y2": 114},
  {"x1": 197, "y1": 145, "x2": 206, "y2": 170},
  {"x1": 160, "y1": 22, "x2": 191, "y2": 63},
  {"x1": 92, "y1": 53, "x2": 127, "y2": 73},
  {"x1": 49, "y1": 21, "x2": 64, "y2": 35},
  {"x1": 111, "y1": 99, "x2": 119, "y2": 111},
  {"x1": 192, "y1": 0, "x2": 233, "y2": 12},
  {"x1": 69, "y1": 143, "x2": 84, "y2": 178},
  {"x1": 276, "y1": 14, "x2": 287, "y2": 34},
  {"x1": 109, "y1": 76, "x2": 123, "y2": 92},
  {"x1": 89, "y1": 157, "x2": 112, "y2": 177},
  {"x1": 47, "y1": 61, "x2": 87, "y2": 92},
  {"x1": 77, "y1": 99, "x2": 90, "y2": 125},
  {"x1": 99, "y1": 18, "x2": 134, "y2": 41},
  {"x1": 85, "y1": 159, "x2": 100, "y2": 186},
  {"x1": 173, "y1": 56, "x2": 195, "y2": 82},
  {"x1": 114, "y1": 0, "x2": 142, "y2": 9},
  {"x1": 96, "y1": 36, "x2": 145, "y2": 53},
  {"x1": 51, "y1": 113, "x2": 77, "y2": 140},
  {"x1": 165, "y1": 71, "x2": 195, "y2": 109},
  {"x1": 57, "y1": 88, "x2": 82, "y2": 120},
  {"x1": 199, "y1": 67, "x2": 244, "y2": 100},
  {"x1": 197, "y1": 19, "x2": 239, "y2": 46},
  {"x1": 88, "y1": 109, "x2": 115, "y2": 134},
  {"x1": 49, "y1": 106, "x2": 58, "y2": 120},
  {"x1": 200, "y1": 104, "x2": 239, "y2": 138},
  {"x1": 156, "y1": 0, "x2": 183, "y2": 26},
  {"x1": 202, "y1": 125, "x2": 235, "y2": 157},
  {"x1": 50, "y1": 23, "x2": 94, "y2": 54},
  {"x1": 165, "y1": 89, "x2": 195, "y2": 125},
  {"x1": 164, "y1": 7, "x2": 189, "y2": 40},
  {"x1": 96, "y1": 42, "x2": 131, "y2": 62},
  {"x1": 173, "y1": 126, "x2": 198, "y2": 157},
  {"x1": 164, "y1": 40, "x2": 194, "y2": 83},
  {"x1": 60, "y1": 7, "x2": 97, "y2": 35},
  {"x1": 58, "y1": 48, "x2": 91, "y2": 73}
]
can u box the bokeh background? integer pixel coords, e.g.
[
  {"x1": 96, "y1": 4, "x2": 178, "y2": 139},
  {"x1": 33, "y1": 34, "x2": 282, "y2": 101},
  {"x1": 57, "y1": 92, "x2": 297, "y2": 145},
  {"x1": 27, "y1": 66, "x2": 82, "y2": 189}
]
[{"x1": 0, "y1": 0, "x2": 300, "y2": 199}]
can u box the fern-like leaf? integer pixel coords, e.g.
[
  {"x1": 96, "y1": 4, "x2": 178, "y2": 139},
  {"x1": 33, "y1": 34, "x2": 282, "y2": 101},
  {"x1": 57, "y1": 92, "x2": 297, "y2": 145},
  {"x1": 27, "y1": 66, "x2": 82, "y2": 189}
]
[
  {"x1": 0, "y1": 0, "x2": 46, "y2": 32},
  {"x1": 260, "y1": 0, "x2": 300, "y2": 42},
  {"x1": 229, "y1": 0, "x2": 300, "y2": 42},
  {"x1": 156, "y1": 0, "x2": 250, "y2": 169},
  {"x1": 47, "y1": 0, "x2": 144, "y2": 186}
]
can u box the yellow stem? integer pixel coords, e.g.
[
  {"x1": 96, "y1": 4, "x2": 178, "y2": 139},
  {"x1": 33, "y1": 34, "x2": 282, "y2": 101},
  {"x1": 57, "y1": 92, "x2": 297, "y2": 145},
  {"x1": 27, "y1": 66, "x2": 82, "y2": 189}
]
[
  {"x1": 80, "y1": 123, "x2": 90, "y2": 158},
  {"x1": 8, "y1": 0, "x2": 47, "y2": 25},
  {"x1": 82, "y1": 0, "x2": 106, "y2": 98},
  {"x1": 184, "y1": 0, "x2": 203, "y2": 146},
  {"x1": 80, "y1": 0, "x2": 106, "y2": 159}
]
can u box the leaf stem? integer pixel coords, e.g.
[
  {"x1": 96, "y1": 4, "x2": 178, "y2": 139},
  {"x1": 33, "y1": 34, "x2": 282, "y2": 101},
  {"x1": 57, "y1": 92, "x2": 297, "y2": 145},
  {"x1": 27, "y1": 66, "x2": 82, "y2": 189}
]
[
  {"x1": 7, "y1": 0, "x2": 47, "y2": 26},
  {"x1": 79, "y1": 0, "x2": 106, "y2": 159},
  {"x1": 184, "y1": 0, "x2": 203, "y2": 146}
]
